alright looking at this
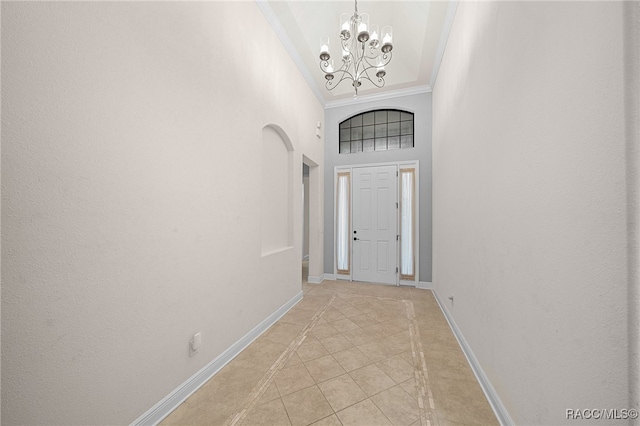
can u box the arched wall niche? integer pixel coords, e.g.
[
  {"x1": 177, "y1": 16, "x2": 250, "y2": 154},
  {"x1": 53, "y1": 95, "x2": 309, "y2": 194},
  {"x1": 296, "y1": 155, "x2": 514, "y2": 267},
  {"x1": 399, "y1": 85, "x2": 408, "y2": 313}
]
[{"x1": 261, "y1": 124, "x2": 294, "y2": 255}]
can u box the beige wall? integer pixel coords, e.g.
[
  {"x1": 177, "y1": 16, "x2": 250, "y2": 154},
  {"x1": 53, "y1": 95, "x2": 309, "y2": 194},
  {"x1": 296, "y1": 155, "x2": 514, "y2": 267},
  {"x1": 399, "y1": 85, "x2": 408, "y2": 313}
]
[
  {"x1": 432, "y1": 1, "x2": 629, "y2": 424},
  {"x1": 1, "y1": 2, "x2": 323, "y2": 424}
]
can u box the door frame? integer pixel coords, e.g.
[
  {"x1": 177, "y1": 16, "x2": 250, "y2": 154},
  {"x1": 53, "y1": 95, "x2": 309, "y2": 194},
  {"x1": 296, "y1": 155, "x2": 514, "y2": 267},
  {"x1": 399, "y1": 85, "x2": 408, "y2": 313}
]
[{"x1": 333, "y1": 160, "x2": 420, "y2": 286}]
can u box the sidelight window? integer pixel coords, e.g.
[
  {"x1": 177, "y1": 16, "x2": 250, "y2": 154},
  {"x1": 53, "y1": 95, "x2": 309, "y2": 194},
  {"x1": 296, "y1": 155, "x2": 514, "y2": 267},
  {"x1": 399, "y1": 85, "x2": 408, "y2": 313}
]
[
  {"x1": 399, "y1": 168, "x2": 416, "y2": 279},
  {"x1": 336, "y1": 172, "x2": 351, "y2": 274}
]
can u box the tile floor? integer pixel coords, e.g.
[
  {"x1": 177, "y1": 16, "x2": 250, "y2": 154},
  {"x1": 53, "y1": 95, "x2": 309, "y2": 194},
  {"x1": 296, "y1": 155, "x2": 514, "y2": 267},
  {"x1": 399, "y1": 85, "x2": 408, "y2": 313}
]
[{"x1": 161, "y1": 264, "x2": 498, "y2": 426}]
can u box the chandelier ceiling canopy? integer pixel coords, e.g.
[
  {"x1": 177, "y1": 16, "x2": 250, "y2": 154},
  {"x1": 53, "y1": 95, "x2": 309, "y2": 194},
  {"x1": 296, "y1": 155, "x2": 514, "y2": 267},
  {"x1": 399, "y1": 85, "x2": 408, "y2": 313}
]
[{"x1": 319, "y1": 0, "x2": 393, "y2": 97}]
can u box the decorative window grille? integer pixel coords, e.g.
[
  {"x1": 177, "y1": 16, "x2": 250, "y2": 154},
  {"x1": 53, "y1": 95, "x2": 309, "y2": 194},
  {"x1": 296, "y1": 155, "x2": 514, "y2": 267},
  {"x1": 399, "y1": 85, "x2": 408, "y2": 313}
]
[{"x1": 339, "y1": 109, "x2": 414, "y2": 154}]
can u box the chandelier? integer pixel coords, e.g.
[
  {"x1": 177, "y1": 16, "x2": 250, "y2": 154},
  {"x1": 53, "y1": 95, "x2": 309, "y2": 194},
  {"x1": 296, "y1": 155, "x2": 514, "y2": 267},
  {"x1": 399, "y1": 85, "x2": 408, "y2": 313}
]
[{"x1": 319, "y1": 0, "x2": 393, "y2": 97}]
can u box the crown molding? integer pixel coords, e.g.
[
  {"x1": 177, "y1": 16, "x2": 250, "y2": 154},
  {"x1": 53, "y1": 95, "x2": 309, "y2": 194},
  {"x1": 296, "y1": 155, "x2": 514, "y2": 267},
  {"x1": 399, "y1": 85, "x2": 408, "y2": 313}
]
[
  {"x1": 430, "y1": 0, "x2": 459, "y2": 90},
  {"x1": 324, "y1": 85, "x2": 432, "y2": 110},
  {"x1": 255, "y1": 0, "x2": 325, "y2": 106},
  {"x1": 257, "y1": 0, "x2": 459, "y2": 108}
]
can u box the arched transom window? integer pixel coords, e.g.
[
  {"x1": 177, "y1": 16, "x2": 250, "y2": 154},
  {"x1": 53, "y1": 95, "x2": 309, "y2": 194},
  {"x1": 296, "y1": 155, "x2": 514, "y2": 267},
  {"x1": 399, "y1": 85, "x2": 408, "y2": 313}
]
[{"x1": 339, "y1": 109, "x2": 414, "y2": 154}]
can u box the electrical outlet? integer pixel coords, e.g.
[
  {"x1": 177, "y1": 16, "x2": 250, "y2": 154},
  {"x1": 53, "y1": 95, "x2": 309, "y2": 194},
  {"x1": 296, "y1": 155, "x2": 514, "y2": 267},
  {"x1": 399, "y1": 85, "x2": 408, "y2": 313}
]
[{"x1": 190, "y1": 332, "x2": 201, "y2": 357}]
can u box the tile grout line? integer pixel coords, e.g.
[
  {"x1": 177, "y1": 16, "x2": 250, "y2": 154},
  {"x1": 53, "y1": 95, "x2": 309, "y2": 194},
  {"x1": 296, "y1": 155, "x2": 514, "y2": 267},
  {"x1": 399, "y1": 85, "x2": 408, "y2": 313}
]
[
  {"x1": 226, "y1": 294, "x2": 337, "y2": 426},
  {"x1": 406, "y1": 300, "x2": 439, "y2": 426}
]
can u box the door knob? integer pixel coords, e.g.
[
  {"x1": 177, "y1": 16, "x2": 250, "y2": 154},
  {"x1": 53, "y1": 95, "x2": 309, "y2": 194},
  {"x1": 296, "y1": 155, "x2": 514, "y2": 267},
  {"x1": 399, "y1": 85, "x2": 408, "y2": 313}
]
[{"x1": 353, "y1": 237, "x2": 359, "y2": 241}]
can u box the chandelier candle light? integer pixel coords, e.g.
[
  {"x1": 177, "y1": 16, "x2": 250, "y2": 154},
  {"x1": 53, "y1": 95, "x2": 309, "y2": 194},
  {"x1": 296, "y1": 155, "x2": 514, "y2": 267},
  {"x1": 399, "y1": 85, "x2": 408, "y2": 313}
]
[{"x1": 319, "y1": 0, "x2": 393, "y2": 97}]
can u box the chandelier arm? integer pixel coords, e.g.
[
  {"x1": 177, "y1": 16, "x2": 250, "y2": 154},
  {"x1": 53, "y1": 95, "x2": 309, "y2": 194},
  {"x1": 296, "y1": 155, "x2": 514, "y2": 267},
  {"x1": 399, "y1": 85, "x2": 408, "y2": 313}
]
[
  {"x1": 361, "y1": 52, "x2": 392, "y2": 68},
  {"x1": 360, "y1": 74, "x2": 385, "y2": 89},
  {"x1": 358, "y1": 69, "x2": 386, "y2": 88},
  {"x1": 326, "y1": 70, "x2": 356, "y2": 90},
  {"x1": 329, "y1": 68, "x2": 356, "y2": 80},
  {"x1": 319, "y1": 60, "x2": 331, "y2": 73}
]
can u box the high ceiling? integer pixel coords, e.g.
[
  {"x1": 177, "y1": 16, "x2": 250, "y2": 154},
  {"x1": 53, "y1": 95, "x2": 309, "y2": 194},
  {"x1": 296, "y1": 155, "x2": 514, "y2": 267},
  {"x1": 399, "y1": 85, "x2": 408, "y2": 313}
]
[{"x1": 258, "y1": 1, "x2": 458, "y2": 107}]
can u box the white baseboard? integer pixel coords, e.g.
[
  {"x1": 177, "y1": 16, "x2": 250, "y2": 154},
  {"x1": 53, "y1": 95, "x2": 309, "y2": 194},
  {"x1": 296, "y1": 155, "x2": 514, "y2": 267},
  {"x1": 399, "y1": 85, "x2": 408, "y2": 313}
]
[
  {"x1": 130, "y1": 291, "x2": 304, "y2": 426},
  {"x1": 307, "y1": 275, "x2": 324, "y2": 284},
  {"x1": 432, "y1": 289, "x2": 514, "y2": 426},
  {"x1": 417, "y1": 281, "x2": 433, "y2": 289},
  {"x1": 324, "y1": 273, "x2": 336, "y2": 281}
]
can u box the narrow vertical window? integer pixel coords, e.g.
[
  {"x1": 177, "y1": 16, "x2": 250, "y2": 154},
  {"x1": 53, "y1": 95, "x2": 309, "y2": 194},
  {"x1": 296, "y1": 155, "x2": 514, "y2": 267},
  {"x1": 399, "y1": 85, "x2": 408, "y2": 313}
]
[
  {"x1": 336, "y1": 172, "x2": 351, "y2": 274},
  {"x1": 400, "y1": 168, "x2": 415, "y2": 279}
]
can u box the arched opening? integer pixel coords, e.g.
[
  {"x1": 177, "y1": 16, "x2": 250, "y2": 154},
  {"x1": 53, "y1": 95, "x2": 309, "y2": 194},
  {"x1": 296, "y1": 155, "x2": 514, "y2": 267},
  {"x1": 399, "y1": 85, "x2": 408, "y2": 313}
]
[{"x1": 261, "y1": 125, "x2": 294, "y2": 255}]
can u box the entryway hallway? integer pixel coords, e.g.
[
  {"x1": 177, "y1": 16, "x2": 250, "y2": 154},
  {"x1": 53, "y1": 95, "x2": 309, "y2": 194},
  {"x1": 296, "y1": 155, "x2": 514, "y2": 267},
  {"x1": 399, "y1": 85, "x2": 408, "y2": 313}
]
[{"x1": 162, "y1": 278, "x2": 497, "y2": 426}]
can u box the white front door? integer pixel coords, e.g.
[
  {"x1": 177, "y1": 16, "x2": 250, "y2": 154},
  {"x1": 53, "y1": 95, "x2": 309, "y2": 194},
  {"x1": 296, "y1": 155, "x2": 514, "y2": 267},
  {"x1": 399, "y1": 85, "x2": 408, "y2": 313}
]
[{"x1": 352, "y1": 165, "x2": 398, "y2": 284}]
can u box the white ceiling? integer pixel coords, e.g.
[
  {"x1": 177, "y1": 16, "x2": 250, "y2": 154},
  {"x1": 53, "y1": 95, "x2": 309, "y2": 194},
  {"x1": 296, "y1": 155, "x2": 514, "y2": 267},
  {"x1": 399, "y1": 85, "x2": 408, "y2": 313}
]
[{"x1": 257, "y1": 0, "x2": 458, "y2": 107}]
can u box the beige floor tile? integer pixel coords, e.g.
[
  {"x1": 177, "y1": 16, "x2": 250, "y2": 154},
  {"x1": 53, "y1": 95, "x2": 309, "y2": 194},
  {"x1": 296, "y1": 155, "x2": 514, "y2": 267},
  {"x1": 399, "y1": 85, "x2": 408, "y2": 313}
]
[
  {"x1": 436, "y1": 417, "x2": 470, "y2": 426},
  {"x1": 244, "y1": 398, "x2": 292, "y2": 426},
  {"x1": 318, "y1": 373, "x2": 367, "y2": 412},
  {"x1": 329, "y1": 317, "x2": 360, "y2": 333},
  {"x1": 399, "y1": 378, "x2": 418, "y2": 401},
  {"x1": 398, "y1": 350, "x2": 414, "y2": 366},
  {"x1": 329, "y1": 297, "x2": 353, "y2": 309},
  {"x1": 323, "y1": 308, "x2": 347, "y2": 322},
  {"x1": 381, "y1": 317, "x2": 410, "y2": 330},
  {"x1": 337, "y1": 305, "x2": 363, "y2": 318},
  {"x1": 421, "y1": 328, "x2": 459, "y2": 346},
  {"x1": 312, "y1": 323, "x2": 341, "y2": 339},
  {"x1": 160, "y1": 402, "x2": 227, "y2": 425},
  {"x1": 384, "y1": 330, "x2": 411, "y2": 346},
  {"x1": 283, "y1": 351, "x2": 303, "y2": 369},
  {"x1": 341, "y1": 327, "x2": 377, "y2": 346},
  {"x1": 349, "y1": 313, "x2": 377, "y2": 328},
  {"x1": 380, "y1": 338, "x2": 409, "y2": 358},
  {"x1": 231, "y1": 339, "x2": 289, "y2": 373},
  {"x1": 432, "y1": 375, "x2": 498, "y2": 426},
  {"x1": 370, "y1": 385, "x2": 420, "y2": 425},
  {"x1": 281, "y1": 309, "x2": 318, "y2": 326},
  {"x1": 296, "y1": 296, "x2": 331, "y2": 311},
  {"x1": 262, "y1": 322, "x2": 305, "y2": 346},
  {"x1": 297, "y1": 338, "x2": 330, "y2": 362},
  {"x1": 348, "y1": 364, "x2": 396, "y2": 396},
  {"x1": 416, "y1": 315, "x2": 450, "y2": 332},
  {"x1": 362, "y1": 323, "x2": 398, "y2": 338},
  {"x1": 319, "y1": 333, "x2": 353, "y2": 353},
  {"x1": 356, "y1": 306, "x2": 377, "y2": 316},
  {"x1": 337, "y1": 292, "x2": 367, "y2": 303},
  {"x1": 183, "y1": 367, "x2": 264, "y2": 417},
  {"x1": 275, "y1": 363, "x2": 316, "y2": 396},
  {"x1": 310, "y1": 414, "x2": 343, "y2": 426},
  {"x1": 281, "y1": 386, "x2": 334, "y2": 426},
  {"x1": 333, "y1": 347, "x2": 374, "y2": 372},
  {"x1": 305, "y1": 354, "x2": 347, "y2": 383},
  {"x1": 162, "y1": 284, "x2": 498, "y2": 426},
  {"x1": 423, "y1": 347, "x2": 474, "y2": 381},
  {"x1": 356, "y1": 340, "x2": 398, "y2": 362},
  {"x1": 336, "y1": 399, "x2": 392, "y2": 426},
  {"x1": 258, "y1": 382, "x2": 281, "y2": 404},
  {"x1": 376, "y1": 355, "x2": 414, "y2": 384}
]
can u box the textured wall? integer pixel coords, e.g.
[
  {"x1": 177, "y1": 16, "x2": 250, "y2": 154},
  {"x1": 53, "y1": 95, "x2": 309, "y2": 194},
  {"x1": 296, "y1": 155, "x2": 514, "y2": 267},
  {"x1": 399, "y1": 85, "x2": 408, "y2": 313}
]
[
  {"x1": 625, "y1": 1, "x2": 640, "y2": 422},
  {"x1": 1, "y1": 2, "x2": 324, "y2": 424},
  {"x1": 432, "y1": 2, "x2": 628, "y2": 424}
]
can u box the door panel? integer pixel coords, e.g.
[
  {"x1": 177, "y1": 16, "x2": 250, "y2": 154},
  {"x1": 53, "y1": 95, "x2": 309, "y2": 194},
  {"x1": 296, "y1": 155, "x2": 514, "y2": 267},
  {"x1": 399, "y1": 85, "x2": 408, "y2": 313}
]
[{"x1": 353, "y1": 165, "x2": 398, "y2": 284}]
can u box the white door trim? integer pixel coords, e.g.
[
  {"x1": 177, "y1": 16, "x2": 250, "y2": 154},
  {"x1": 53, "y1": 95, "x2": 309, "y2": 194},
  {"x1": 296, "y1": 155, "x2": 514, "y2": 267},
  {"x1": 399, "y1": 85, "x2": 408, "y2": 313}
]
[{"x1": 333, "y1": 160, "x2": 419, "y2": 286}]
